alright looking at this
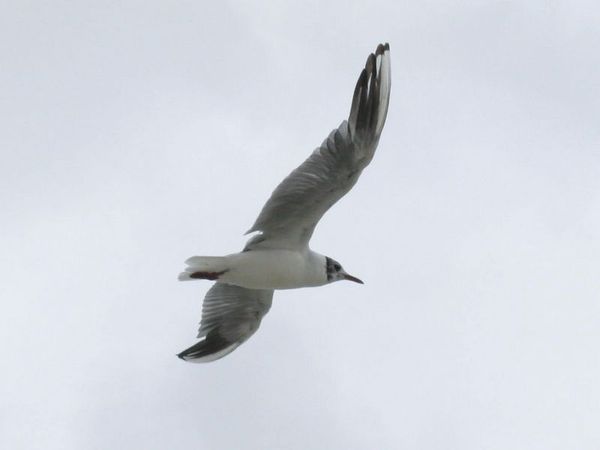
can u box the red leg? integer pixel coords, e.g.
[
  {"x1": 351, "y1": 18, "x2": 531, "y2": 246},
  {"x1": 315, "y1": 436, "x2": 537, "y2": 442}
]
[{"x1": 189, "y1": 270, "x2": 227, "y2": 281}]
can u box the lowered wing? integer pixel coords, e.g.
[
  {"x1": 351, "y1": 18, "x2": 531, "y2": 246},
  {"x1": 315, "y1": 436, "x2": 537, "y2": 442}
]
[{"x1": 177, "y1": 283, "x2": 273, "y2": 363}]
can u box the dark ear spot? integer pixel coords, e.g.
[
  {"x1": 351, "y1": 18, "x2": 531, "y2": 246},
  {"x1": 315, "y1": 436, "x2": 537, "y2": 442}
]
[{"x1": 325, "y1": 257, "x2": 334, "y2": 281}]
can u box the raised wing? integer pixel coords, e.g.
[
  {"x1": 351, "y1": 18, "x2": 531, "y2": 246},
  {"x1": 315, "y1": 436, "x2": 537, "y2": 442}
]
[
  {"x1": 177, "y1": 283, "x2": 273, "y2": 362},
  {"x1": 244, "y1": 43, "x2": 391, "y2": 251}
]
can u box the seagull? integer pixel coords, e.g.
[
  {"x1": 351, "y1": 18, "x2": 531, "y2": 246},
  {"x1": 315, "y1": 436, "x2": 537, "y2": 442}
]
[{"x1": 177, "y1": 43, "x2": 391, "y2": 362}]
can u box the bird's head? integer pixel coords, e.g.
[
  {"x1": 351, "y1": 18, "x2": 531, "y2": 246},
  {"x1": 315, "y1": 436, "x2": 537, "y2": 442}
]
[{"x1": 325, "y1": 257, "x2": 364, "y2": 285}]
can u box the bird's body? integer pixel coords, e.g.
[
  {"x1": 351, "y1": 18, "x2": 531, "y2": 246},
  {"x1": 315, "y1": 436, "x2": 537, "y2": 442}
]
[
  {"x1": 178, "y1": 43, "x2": 391, "y2": 362},
  {"x1": 183, "y1": 250, "x2": 328, "y2": 290}
]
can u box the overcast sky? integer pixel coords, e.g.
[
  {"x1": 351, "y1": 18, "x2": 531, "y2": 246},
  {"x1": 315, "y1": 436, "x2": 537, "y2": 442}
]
[{"x1": 2, "y1": 1, "x2": 600, "y2": 449}]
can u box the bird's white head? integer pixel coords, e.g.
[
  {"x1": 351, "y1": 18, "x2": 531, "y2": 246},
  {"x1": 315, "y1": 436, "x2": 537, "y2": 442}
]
[{"x1": 325, "y1": 257, "x2": 364, "y2": 284}]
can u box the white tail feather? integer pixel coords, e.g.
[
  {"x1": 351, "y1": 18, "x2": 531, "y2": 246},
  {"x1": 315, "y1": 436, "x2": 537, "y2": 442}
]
[{"x1": 178, "y1": 256, "x2": 228, "y2": 281}]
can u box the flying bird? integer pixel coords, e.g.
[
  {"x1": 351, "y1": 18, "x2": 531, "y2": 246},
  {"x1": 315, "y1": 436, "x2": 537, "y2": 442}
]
[{"x1": 178, "y1": 43, "x2": 391, "y2": 362}]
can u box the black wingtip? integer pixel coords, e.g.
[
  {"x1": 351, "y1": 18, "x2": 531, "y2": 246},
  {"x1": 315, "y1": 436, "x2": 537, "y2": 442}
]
[
  {"x1": 177, "y1": 344, "x2": 201, "y2": 361},
  {"x1": 176, "y1": 331, "x2": 240, "y2": 363},
  {"x1": 177, "y1": 342, "x2": 201, "y2": 361},
  {"x1": 375, "y1": 43, "x2": 390, "y2": 56},
  {"x1": 366, "y1": 52, "x2": 376, "y2": 72},
  {"x1": 176, "y1": 347, "x2": 194, "y2": 360},
  {"x1": 348, "y1": 43, "x2": 391, "y2": 140}
]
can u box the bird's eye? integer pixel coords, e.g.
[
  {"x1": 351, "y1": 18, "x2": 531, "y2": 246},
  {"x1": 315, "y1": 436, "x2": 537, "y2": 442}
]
[{"x1": 334, "y1": 264, "x2": 341, "y2": 271}]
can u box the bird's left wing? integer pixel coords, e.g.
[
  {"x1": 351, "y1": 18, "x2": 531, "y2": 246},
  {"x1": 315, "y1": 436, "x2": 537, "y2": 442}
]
[
  {"x1": 177, "y1": 283, "x2": 273, "y2": 362},
  {"x1": 244, "y1": 43, "x2": 391, "y2": 251}
]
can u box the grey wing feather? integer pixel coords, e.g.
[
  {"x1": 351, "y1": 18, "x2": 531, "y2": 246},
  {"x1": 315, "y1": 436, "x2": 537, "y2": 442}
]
[
  {"x1": 177, "y1": 283, "x2": 273, "y2": 363},
  {"x1": 245, "y1": 43, "x2": 391, "y2": 251}
]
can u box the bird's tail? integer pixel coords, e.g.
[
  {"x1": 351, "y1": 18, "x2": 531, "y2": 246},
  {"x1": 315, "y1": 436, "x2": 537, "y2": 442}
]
[{"x1": 178, "y1": 256, "x2": 229, "y2": 281}]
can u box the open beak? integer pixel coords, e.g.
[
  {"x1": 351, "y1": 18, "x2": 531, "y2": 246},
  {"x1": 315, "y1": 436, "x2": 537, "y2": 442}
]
[{"x1": 343, "y1": 273, "x2": 364, "y2": 284}]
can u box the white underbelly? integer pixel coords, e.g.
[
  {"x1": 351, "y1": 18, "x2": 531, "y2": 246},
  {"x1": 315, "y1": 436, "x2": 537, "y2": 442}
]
[{"x1": 219, "y1": 250, "x2": 326, "y2": 290}]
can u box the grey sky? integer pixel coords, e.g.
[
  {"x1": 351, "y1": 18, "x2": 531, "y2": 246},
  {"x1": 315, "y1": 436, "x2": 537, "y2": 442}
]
[{"x1": 2, "y1": 1, "x2": 599, "y2": 449}]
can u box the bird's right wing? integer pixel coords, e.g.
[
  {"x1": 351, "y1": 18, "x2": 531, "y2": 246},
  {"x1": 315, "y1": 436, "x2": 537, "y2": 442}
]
[
  {"x1": 177, "y1": 283, "x2": 273, "y2": 363},
  {"x1": 244, "y1": 43, "x2": 391, "y2": 252}
]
